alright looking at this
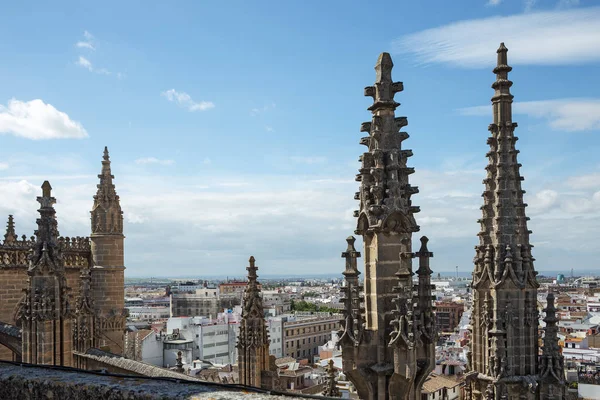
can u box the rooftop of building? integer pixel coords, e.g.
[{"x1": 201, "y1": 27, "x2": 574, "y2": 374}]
[{"x1": 421, "y1": 374, "x2": 462, "y2": 394}]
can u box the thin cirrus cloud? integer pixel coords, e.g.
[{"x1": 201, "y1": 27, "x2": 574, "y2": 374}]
[
  {"x1": 392, "y1": 6, "x2": 600, "y2": 68},
  {"x1": 135, "y1": 157, "x2": 175, "y2": 166},
  {"x1": 75, "y1": 30, "x2": 95, "y2": 50},
  {"x1": 459, "y1": 98, "x2": 600, "y2": 132},
  {"x1": 161, "y1": 89, "x2": 215, "y2": 112},
  {"x1": 0, "y1": 98, "x2": 88, "y2": 140}
]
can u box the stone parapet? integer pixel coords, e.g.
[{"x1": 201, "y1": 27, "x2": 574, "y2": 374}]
[{"x1": 0, "y1": 361, "x2": 309, "y2": 399}]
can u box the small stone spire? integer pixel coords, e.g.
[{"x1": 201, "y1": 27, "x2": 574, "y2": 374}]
[
  {"x1": 539, "y1": 291, "x2": 566, "y2": 398},
  {"x1": 342, "y1": 236, "x2": 360, "y2": 278},
  {"x1": 30, "y1": 181, "x2": 61, "y2": 270},
  {"x1": 91, "y1": 146, "x2": 123, "y2": 234},
  {"x1": 338, "y1": 236, "x2": 364, "y2": 347},
  {"x1": 322, "y1": 359, "x2": 341, "y2": 398},
  {"x1": 4, "y1": 215, "x2": 17, "y2": 244}
]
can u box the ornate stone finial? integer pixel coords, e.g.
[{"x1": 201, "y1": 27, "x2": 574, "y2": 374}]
[
  {"x1": 322, "y1": 359, "x2": 341, "y2": 397},
  {"x1": 341, "y1": 236, "x2": 361, "y2": 277},
  {"x1": 356, "y1": 52, "x2": 419, "y2": 235},
  {"x1": 4, "y1": 215, "x2": 17, "y2": 244},
  {"x1": 91, "y1": 146, "x2": 123, "y2": 235},
  {"x1": 492, "y1": 42, "x2": 513, "y2": 93},
  {"x1": 247, "y1": 256, "x2": 258, "y2": 281},
  {"x1": 415, "y1": 236, "x2": 434, "y2": 276}
]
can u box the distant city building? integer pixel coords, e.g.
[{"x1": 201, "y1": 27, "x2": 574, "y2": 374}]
[{"x1": 435, "y1": 301, "x2": 465, "y2": 333}]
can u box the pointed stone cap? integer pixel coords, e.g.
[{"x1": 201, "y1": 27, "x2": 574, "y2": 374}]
[
  {"x1": 341, "y1": 236, "x2": 361, "y2": 276},
  {"x1": 103, "y1": 146, "x2": 110, "y2": 161},
  {"x1": 41, "y1": 181, "x2": 52, "y2": 198},
  {"x1": 375, "y1": 52, "x2": 393, "y2": 84},
  {"x1": 543, "y1": 291, "x2": 558, "y2": 324},
  {"x1": 493, "y1": 42, "x2": 512, "y2": 76}
]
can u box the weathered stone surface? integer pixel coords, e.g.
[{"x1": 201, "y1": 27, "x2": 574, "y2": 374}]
[{"x1": 0, "y1": 361, "x2": 304, "y2": 399}]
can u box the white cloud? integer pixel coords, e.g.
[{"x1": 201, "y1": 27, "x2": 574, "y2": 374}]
[
  {"x1": 524, "y1": 0, "x2": 537, "y2": 12},
  {"x1": 0, "y1": 163, "x2": 8, "y2": 171},
  {"x1": 487, "y1": 0, "x2": 502, "y2": 6},
  {"x1": 161, "y1": 89, "x2": 214, "y2": 112},
  {"x1": 135, "y1": 157, "x2": 175, "y2": 166},
  {"x1": 0, "y1": 99, "x2": 88, "y2": 140},
  {"x1": 77, "y1": 56, "x2": 93, "y2": 71},
  {"x1": 76, "y1": 56, "x2": 111, "y2": 75},
  {"x1": 250, "y1": 103, "x2": 276, "y2": 116},
  {"x1": 393, "y1": 6, "x2": 600, "y2": 68},
  {"x1": 459, "y1": 98, "x2": 600, "y2": 132},
  {"x1": 76, "y1": 41, "x2": 95, "y2": 50},
  {"x1": 75, "y1": 31, "x2": 95, "y2": 51},
  {"x1": 290, "y1": 156, "x2": 327, "y2": 164}
]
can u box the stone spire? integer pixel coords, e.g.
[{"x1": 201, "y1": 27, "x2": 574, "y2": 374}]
[
  {"x1": 466, "y1": 43, "x2": 542, "y2": 399},
  {"x1": 237, "y1": 256, "x2": 271, "y2": 388},
  {"x1": 3, "y1": 215, "x2": 17, "y2": 244},
  {"x1": 340, "y1": 52, "x2": 434, "y2": 400},
  {"x1": 322, "y1": 359, "x2": 341, "y2": 398},
  {"x1": 91, "y1": 147, "x2": 123, "y2": 235},
  {"x1": 18, "y1": 181, "x2": 73, "y2": 366},
  {"x1": 90, "y1": 146, "x2": 126, "y2": 355},
  {"x1": 539, "y1": 292, "x2": 566, "y2": 399},
  {"x1": 29, "y1": 181, "x2": 62, "y2": 273}
]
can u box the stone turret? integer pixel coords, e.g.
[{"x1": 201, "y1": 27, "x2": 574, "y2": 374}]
[
  {"x1": 3, "y1": 215, "x2": 17, "y2": 244},
  {"x1": 90, "y1": 147, "x2": 126, "y2": 354},
  {"x1": 539, "y1": 292, "x2": 566, "y2": 399},
  {"x1": 236, "y1": 256, "x2": 271, "y2": 388},
  {"x1": 18, "y1": 181, "x2": 73, "y2": 366},
  {"x1": 339, "y1": 52, "x2": 435, "y2": 400},
  {"x1": 466, "y1": 44, "x2": 544, "y2": 399}
]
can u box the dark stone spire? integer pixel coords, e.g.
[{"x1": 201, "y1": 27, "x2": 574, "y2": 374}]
[
  {"x1": 539, "y1": 292, "x2": 566, "y2": 398},
  {"x1": 322, "y1": 359, "x2": 341, "y2": 398},
  {"x1": 237, "y1": 256, "x2": 270, "y2": 388},
  {"x1": 29, "y1": 181, "x2": 62, "y2": 273},
  {"x1": 3, "y1": 215, "x2": 17, "y2": 244},
  {"x1": 467, "y1": 43, "x2": 543, "y2": 399},
  {"x1": 91, "y1": 147, "x2": 123, "y2": 235},
  {"x1": 340, "y1": 52, "x2": 435, "y2": 400}
]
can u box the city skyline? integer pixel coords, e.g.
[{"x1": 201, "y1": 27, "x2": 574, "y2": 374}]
[{"x1": 2, "y1": 1, "x2": 600, "y2": 276}]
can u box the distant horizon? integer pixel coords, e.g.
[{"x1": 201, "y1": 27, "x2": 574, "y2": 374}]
[{"x1": 124, "y1": 268, "x2": 598, "y2": 281}]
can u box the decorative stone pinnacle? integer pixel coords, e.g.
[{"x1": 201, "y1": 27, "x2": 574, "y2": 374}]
[
  {"x1": 92, "y1": 146, "x2": 123, "y2": 235},
  {"x1": 247, "y1": 256, "x2": 258, "y2": 282},
  {"x1": 103, "y1": 146, "x2": 110, "y2": 161},
  {"x1": 4, "y1": 215, "x2": 17, "y2": 244}
]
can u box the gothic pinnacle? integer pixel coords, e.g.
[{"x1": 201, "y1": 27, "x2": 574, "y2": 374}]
[
  {"x1": 103, "y1": 146, "x2": 110, "y2": 161},
  {"x1": 4, "y1": 215, "x2": 17, "y2": 244},
  {"x1": 247, "y1": 256, "x2": 258, "y2": 281}
]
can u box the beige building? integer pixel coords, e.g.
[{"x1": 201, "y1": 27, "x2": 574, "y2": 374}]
[{"x1": 283, "y1": 314, "x2": 339, "y2": 362}]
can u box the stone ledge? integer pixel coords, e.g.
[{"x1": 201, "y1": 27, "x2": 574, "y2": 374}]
[{"x1": 0, "y1": 361, "x2": 308, "y2": 400}]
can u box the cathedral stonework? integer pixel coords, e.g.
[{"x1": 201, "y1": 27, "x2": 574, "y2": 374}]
[
  {"x1": 338, "y1": 52, "x2": 435, "y2": 400},
  {"x1": 0, "y1": 147, "x2": 126, "y2": 365},
  {"x1": 465, "y1": 44, "x2": 566, "y2": 400},
  {"x1": 237, "y1": 256, "x2": 280, "y2": 391}
]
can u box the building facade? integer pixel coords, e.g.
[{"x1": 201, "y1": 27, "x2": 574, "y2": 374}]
[
  {"x1": 435, "y1": 301, "x2": 465, "y2": 333},
  {"x1": 338, "y1": 53, "x2": 436, "y2": 400},
  {"x1": 283, "y1": 314, "x2": 338, "y2": 362},
  {"x1": 465, "y1": 44, "x2": 565, "y2": 400}
]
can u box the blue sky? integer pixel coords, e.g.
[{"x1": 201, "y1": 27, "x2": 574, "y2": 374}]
[{"x1": 1, "y1": 0, "x2": 599, "y2": 277}]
